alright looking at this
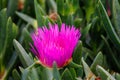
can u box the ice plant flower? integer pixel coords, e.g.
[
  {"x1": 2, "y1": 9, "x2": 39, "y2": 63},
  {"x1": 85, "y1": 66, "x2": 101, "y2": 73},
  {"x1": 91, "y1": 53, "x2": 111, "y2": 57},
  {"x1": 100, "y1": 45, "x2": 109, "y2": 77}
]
[{"x1": 31, "y1": 23, "x2": 81, "y2": 68}]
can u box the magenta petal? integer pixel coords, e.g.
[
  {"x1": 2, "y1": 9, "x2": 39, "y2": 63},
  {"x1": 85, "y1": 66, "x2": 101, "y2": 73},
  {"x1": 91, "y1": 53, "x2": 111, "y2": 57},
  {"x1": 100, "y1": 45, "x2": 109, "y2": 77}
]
[{"x1": 31, "y1": 23, "x2": 81, "y2": 68}]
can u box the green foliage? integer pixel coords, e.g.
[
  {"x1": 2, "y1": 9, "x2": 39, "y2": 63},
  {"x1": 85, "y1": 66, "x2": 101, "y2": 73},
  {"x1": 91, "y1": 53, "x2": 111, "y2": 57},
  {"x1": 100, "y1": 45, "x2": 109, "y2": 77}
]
[
  {"x1": 96, "y1": 65, "x2": 116, "y2": 80},
  {"x1": 0, "y1": 8, "x2": 18, "y2": 80},
  {"x1": 13, "y1": 39, "x2": 33, "y2": 68},
  {"x1": 81, "y1": 58, "x2": 96, "y2": 79},
  {"x1": 97, "y1": 0, "x2": 120, "y2": 49},
  {"x1": 90, "y1": 52, "x2": 103, "y2": 74},
  {"x1": 7, "y1": 0, "x2": 18, "y2": 17},
  {"x1": 12, "y1": 69, "x2": 21, "y2": 80},
  {"x1": 53, "y1": 62, "x2": 61, "y2": 80},
  {"x1": 16, "y1": 11, "x2": 38, "y2": 29},
  {"x1": 34, "y1": 0, "x2": 45, "y2": 27},
  {"x1": 112, "y1": 0, "x2": 120, "y2": 37},
  {"x1": 0, "y1": 0, "x2": 120, "y2": 80},
  {"x1": 61, "y1": 68, "x2": 73, "y2": 80}
]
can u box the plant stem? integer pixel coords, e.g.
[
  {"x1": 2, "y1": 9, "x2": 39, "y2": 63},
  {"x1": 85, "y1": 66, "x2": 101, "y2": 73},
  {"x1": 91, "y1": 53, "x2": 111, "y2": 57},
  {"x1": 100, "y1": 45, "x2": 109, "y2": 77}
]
[{"x1": 26, "y1": 60, "x2": 39, "y2": 70}]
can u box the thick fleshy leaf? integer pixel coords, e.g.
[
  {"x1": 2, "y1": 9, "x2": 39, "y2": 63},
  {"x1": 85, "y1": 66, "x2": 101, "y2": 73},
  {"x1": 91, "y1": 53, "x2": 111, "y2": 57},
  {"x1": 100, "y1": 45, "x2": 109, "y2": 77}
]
[
  {"x1": 61, "y1": 68, "x2": 73, "y2": 80},
  {"x1": 52, "y1": 62, "x2": 61, "y2": 80},
  {"x1": 76, "y1": 66, "x2": 83, "y2": 77},
  {"x1": 74, "y1": 18, "x2": 82, "y2": 28},
  {"x1": 68, "y1": 61, "x2": 82, "y2": 68},
  {"x1": 66, "y1": 14, "x2": 74, "y2": 25},
  {"x1": 12, "y1": 69, "x2": 21, "y2": 80},
  {"x1": 0, "y1": 9, "x2": 18, "y2": 69},
  {"x1": 0, "y1": 8, "x2": 7, "y2": 54},
  {"x1": 69, "y1": 68, "x2": 76, "y2": 80},
  {"x1": 97, "y1": 0, "x2": 120, "y2": 48},
  {"x1": 81, "y1": 58, "x2": 96, "y2": 79},
  {"x1": 1, "y1": 52, "x2": 18, "y2": 80},
  {"x1": 84, "y1": 0, "x2": 95, "y2": 22},
  {"x1": 47, "y1": 0, "x2": 57, "y2": 12},
  {"x1": 6, "y1": 52, "x2": 17, "y2": 72},
  {"x1": 6, "y1": 17, "x2": 18, "y2": 50},
  {"x1": 0, "y1": 0, "x2": 7, "y2": 10},
  {"x1": 21, "y1": 69, "x2": 29, "y2": 80},
  {"x1": 112, "y1": 0, "x2": 120, "y2": 37},
  {"x1": 90, "y1": 52, "x2": 103, "y2": 74},
  {"x1": 19, "y1": 66, "x2": 25, "y2": 73},
  {"x1": 56, "y1": 0, "x2": 64, "y2": 16},
  {"x1": 7, "y1": 0, "x2": 18, "y2": 16},
  {"x1": 34, "y1": 0, "x2": 45, "y2": 27},
  {"x1": 57, "y1": 0, "x2": 79, "y2": 16},
  {"x1": 81, "y1": 23, "x2": 91, "y2": 40},
  {"x1": 28, "y1": 68, "x2": 39, "y2": 80},
  {"x1": 42, "y1": 68, "x2": 53, "y2": 80},
  {"x1": 101, "y1": 35, "x2": 120, "y2": 69},
  {"x1": 22, "y1": 27, "x2": 32, "y2": 51},
  {"x1": 96, "y1": 65, "x2": 116, "y2": 80},
  {"x1": 73, "y1": 41, "x2": 82, "y2": 64},
  {"x1": 66, "y1": 0, "x2": 79, "y2": 14},
  {"x1": 54, "y1": 14, "x2": 62, "y2": 26},
  {"x1": 115, "y1": 73, "x2": 120, "y2": 80},
  {"x1": 13, "y1": 39, "x2": 33, "y2": 68},
  {"x1": 16, "y1": 12, "x2": 37, "y2": 29}
]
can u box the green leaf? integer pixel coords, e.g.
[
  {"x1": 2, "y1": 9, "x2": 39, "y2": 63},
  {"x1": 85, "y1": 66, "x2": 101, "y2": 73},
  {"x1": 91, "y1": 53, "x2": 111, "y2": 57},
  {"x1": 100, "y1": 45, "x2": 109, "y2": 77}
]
[
  {"x1": 56, "y1": 0, "x2": 64, "y2": 16},
  {"x1": 82, "y1": 47, "x2": 94, "y2": 60},
  {"x1": 47, "y1": 0, "x2": 57, "y2": 12},
  {"x1": 0, "y1": 0, "x2": 7, "y2": 10},
  {"x1": 7, "y1": 0, "x2": 18, "y2": 16},
  {"x1": 98, "y1": 0, "x2": 120, "y2": 48},
  {"x1": 52, "y1": 62, "x2": 61, "y2": 80},
  {"x1": 0, "y1": 9, "x2": 18, "y2": 74},
  {"x1": 74, "y1": 18, "x2": 82, "y2": 28},
  {"x1": 34, "y1": 1, "x2": 46, "y2": 16},
  {"x1": 13, "y1": 39, "x2": 33, "y2": 68},
  {"x1": 42, "y1": 68, "x2": 53, "y2": 80},
  {"x1": 90, "y1": 52, "x2": 103, "y2": 74},
  {"x1": 81, "y1": 23, "x2": 91, "y2": 40},
  {"x1": 66, "y1": 0, "x2": 79, "y2": 14},
  {"x1": 21, "y1": 69, "x2": 29, "y2": 80},
  {"x1": 115, "y1": 73, "x2": 120, "y2": 80},
  {"x1": 6, "y1": 52, "x2": 17, "y2": 73},
  {"x1": 101, "y1": 35, "x2": 120, "y2": 69},
  {"x1": 34, "y1": 0, "x2": 45, "y2": 27},
  {"x1": 68, "y1": 61, "x2": 82, "y2": 68},
  {"x1": 57, "y1": 0, "x2": 79, "y2": 16},
  {"x1": 22, "y1": 27, "x2": 32, "y2": 51},
  {"x1": 69, "y1": 68, "x2": 76, "y2": 80},
  {"x1": 16, "y1": 12, "x2": 38, "y2": 29},
  {"x1": 112, "y1": 0, "x2": 120, "y2": 37},
  {"x1": 1, "y1": 52, "x2": 18, "y2": 80},
  {"x1": 85, "y1": 0, "x2": 95, "y2": 22},
  {"x1": 28, "y1": 68, "x2": 39, "y2": 80},
  {"x1": 61, "y1": 68, "x2": 73, "y2": 80},
  {"x1": 63, "y1": 2, "x2": 71, "y2": 16},
  {"x1": 55, "y1": 14, "x2": 62, "y2": 26},
  {"x1": 96, "y1": 65, "x2": 116, "y2": 80},
  {"x1": 76, "y1": 66, "x2": 83, "y2": 77},
  {"x1": 81, "y1": 58, "x2": 96, "y2": 79},
  {"x1": 6, "y1": 18, "x2": 18, "y2": 51},
  {"x1": 1, "y1": 17, "x2": 12, "y2": 57},
  {"x1": 66, "y1": 14, "x2": 74, "y2": 25},
  {"x1": 19, "y1": 66, "x2": 25, "y2": 73},
  {"x1": 12, "y1": 69, "x2": 21, "y2": 80},
  {"x1": 0, "y1": 8, "x2": 7, "y2": 54},
  {"x1": 73, "y1": 41, "x2": 82, "y2": 64},
  {"x1": 44, "y1": 17, "x2": 51, "y2": 27}
]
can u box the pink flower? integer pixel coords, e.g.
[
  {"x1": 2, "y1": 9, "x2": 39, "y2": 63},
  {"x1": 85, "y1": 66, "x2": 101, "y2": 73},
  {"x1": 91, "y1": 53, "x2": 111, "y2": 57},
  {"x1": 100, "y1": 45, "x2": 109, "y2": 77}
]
[{"x1": 31, "y1": 23, "x2": 81, "y2": 68}]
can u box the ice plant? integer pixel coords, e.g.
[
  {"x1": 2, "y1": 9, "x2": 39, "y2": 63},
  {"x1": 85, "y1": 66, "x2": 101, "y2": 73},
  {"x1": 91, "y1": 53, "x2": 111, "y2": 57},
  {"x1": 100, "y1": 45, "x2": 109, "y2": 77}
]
[{"x1": 31, "y1": 23, "x2": 81, "y2": 68}]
